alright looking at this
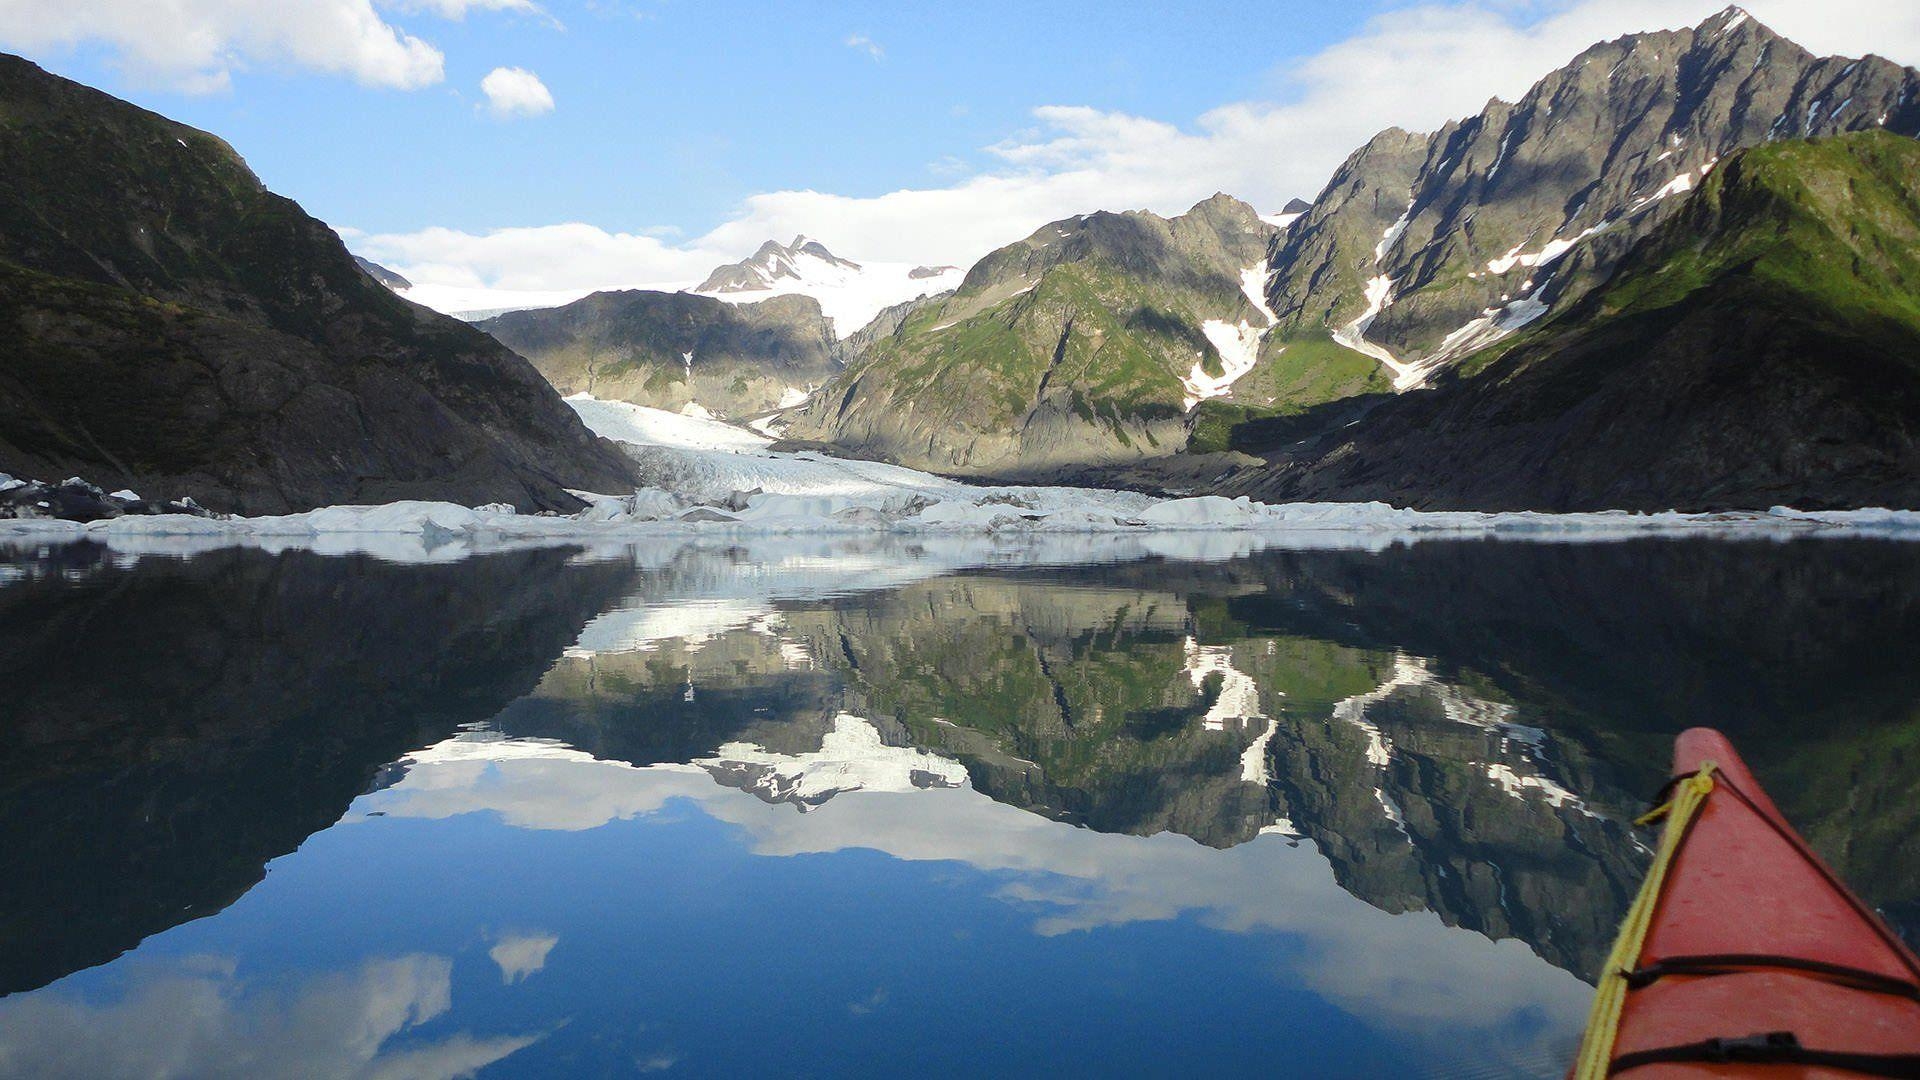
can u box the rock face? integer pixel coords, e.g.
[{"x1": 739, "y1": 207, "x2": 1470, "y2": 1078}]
[
  {"x1": 1, "y1": 474, "x2": 213, "y2": 521},
  {"x1": 352, "y1": 255, "x2": 412, "y2": 290},
  {"x1": 0, "y1": 55, "x2": 636, "y2": 514},
  {"x1": 788, "y1": 194, "x2": 1278, "y2": 474},
  {"x1": 478, "y1": 289, "x2": 842, "y2": 417},
  {"x1": 1224, "y1": 131, "x2": 1920, "y2": 511},
  {"x1": 1259, "y1": 6, "x2": 1920, "y2": 399},
  {"x1": 696, "y1": 236, "x2": 862, "y2": 293}
]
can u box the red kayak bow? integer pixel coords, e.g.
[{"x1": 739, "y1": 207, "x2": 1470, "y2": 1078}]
[{"x1": 1571, "y1": 728, "x2": 1920, "y2": 1077}]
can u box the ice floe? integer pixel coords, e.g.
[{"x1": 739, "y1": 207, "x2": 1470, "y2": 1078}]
[{"x1": 6, "y1": 398, "x2": 1919, "y2": 561}]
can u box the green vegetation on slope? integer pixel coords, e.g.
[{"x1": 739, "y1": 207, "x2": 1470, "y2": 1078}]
[
  {"x1": 796, "y1": 197, "x2": 1273, "y2": 472},
  {"x1": 1225, "y1": 130, "x2": 1920, "y2": 512},
  {"x1": 1595, "y1": 131, "x2": 1920, "y2": 339}
]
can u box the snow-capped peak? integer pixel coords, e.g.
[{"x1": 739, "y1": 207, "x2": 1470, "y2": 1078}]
[
  {"x1": 698, "y1": 236, "x2": 864, "y2": 294},
  {"x1": 691, "y1": 236, "x2": 965, "y2": 340}
]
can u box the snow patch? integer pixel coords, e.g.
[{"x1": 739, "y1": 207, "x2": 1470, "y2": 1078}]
[
  {"x1": 1240, "y1": 264, "x2": 1278, "y2": 326},
  {"x1": 1333, "y1": 275, "x2": 1422, "y2": 387},
  {"x1": 1630, "y1": 171, "x2": 1693, "y2": 211},
  {"x1": 1185, "y1": 320, "x2": 1267, "y2": 410},
  {"x1": 1184, "y1": 637, "x2": 1267, "y2": 737},
  {"x1": 1485, "y1": 131, "x2": 1516, "y2": 183},
  {"x1": 1374, "y1": 200, "x2": 1415, "y2": 263}
]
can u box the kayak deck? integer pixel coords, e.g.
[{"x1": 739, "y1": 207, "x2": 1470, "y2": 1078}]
[{"x1": 1574, "y1": 728, "x2": 1920, "y2": 1077}]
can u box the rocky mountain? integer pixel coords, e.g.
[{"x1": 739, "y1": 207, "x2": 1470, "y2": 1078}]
[
  {"x1": 686, "y1": 235, "x2": 966, "y2": 343},
  {"x1": 1254, "y1": 6, "x2": 1920, "y2": 405},
  {"x1": 0, "y1": 55, "x2": 636, "y2": 514},
  {"x1": 696, "y1": 235, "x2": 862, "y2": 292},
  {"x1": 352, "y1": 255, "x2": 412, "y2": 290},
  {"x1": 1263, "y1": 197, "x2": 1313, "y2": 229},
  {"x1": 787, "y1": 194, "x2": 1279, "y2": 474},
  {"x1": 478, "y1": 289, "x2": 841, "y2": 417},
  {"x1": 1223, "y1": 129, "x2": 1920, "y2": 510}
]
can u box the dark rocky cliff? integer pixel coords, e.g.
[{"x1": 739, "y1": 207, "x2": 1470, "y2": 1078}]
[{"x1": 0, "y1": 55, "x2": 636, "y2": 514}]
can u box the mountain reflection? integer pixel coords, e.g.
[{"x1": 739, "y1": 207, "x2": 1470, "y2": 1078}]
[
  {"x1": 0, "y1": 543, "x2": 639, "y2": 995},
  {"x1": 2, "y1": 533, "x2": 1916, "y2": 1025},
  {"x1": 484, "y1": 558, "x2": 1652, "y2": 977}
]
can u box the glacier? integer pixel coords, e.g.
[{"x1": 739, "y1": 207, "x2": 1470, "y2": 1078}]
[{"x1": 5, "y1": 393, "x2": 1918, "y2": 562}]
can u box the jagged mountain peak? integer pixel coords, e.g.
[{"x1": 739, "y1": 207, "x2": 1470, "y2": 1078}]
[
  {"x1": 1262, "y1": 7, "x2": 1920, "y2": 391},
  {"x1": 697, "y1": 235, "x2": 863, "y2": 294},
  {"x1": 688, "y1": 235, "x2": 963, "y2": 344},
  {"x1": 1228, "y1": 129, "x2": 1920, "y2": 512}
]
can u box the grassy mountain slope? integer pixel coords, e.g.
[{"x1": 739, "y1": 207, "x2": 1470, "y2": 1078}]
[
  {"x1": 480, "y1": 290, "x2": 842, "y2": 417},
  {"x1": 1250, "y1": 7, "x2": 1920, "y2": 415},
  {"x1": 1225, "y1": 130, "x2": 1920, "y2": 510},
  {"x1": 787, "y1": 194, "x2": 1275, "y2": 474}
]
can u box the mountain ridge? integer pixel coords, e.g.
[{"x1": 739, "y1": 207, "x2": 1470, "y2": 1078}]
[
  {"x1": 1220, "y1": 129, "x2": 1920, "y2": 510},
  {"x1": 786, "y1": 193, "x2": 1281, "y2": 474},
  {"x1": 696, "y1": 235, "x2": 863, "y2": 293},
  {"x1": 0, "y1": 53, "x2": 637, "y2": 514},
  {"x1": 479, "y1": 288, "x2": 843, "y2": 418},
  {"x1": 1258, "y1": 6, "x2": 1920, "y2": 397}
]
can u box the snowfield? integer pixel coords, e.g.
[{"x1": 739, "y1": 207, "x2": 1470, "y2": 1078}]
[
  {"x1": 698, "y1": 255, "x2": 964, "y2": 340},
  {"x1": 385, "y1": 238, "x2": 960, "y2": 336},
  {"x1": 4, "y1": 394, "x2": 1918, "y2": 560}
]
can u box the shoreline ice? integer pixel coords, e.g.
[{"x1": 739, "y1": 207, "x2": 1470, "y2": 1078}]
[{"x1": 4, "y1": 395, "x2": 1916, "y2": 559}]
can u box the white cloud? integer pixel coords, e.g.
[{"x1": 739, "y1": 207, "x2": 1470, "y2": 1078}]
[
  {"x1": 361, "y1": 0, "x2": 1920, "y2": 295},
  {"x1": 479, "y1": 66, "x2": 554, "y2": 117},
  {"x1": 844, "y1": 33, "x2": 883, "y2": 61},
  {"x1": 358, "y1": 221, "x2": 715, "y2": 293},
  {"x1": 385, "y1": 0, "x2": 543, "y2": 17},
  {"x1": 0, "y1": 0, "x2": 449, "y2": 93}
]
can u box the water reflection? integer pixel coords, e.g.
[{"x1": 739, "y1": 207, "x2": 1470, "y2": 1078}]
[
  {"x1": 1, "y1": 535, "x2": 1916, "y2": 1077},
  {"x1": 0, "y1": 953, "x2": 543, "y2": 1080},
  {"x1": 0, "y1": 544, "x2": 637, "y2": 995}
]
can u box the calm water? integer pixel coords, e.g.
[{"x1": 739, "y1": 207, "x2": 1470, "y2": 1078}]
[{"x1": 1, "y1": 534, "x2": 1917, "y2": 1079}]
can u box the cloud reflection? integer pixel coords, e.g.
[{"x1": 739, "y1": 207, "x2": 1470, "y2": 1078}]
[
  {"x1": 356, "y1": 733, "x2": 1590, "y2": 1049},
  {"x1": 0, "y1": 953, "x2": 540, "y2": 1080},
  {"x1": 488, "y1": 932, "x2": 559, "y2": 986}
]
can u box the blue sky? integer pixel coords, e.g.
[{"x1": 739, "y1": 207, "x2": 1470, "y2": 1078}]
[
  {"x1": 21, "y1": 2, "x2": 1382, "y2": 236},
  {"x1": 4, "y1": 0, "x2": 1917, "y2": 296}
]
